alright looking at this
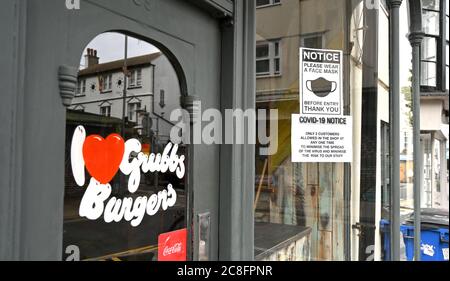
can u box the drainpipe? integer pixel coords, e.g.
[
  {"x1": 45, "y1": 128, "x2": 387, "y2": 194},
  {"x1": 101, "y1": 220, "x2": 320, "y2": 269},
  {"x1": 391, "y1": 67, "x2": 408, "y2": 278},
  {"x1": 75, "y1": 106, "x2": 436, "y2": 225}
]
[
  {"x1": 409, "y1": 30, "x2": 424, "y2": 261},
  {"x1": 388, "y1": 0, "x2": 402, "y2": 261},
  {"x1": 121, "y1": 35, "x2": 129, "y2": 136},
  {"x1": 151, "y1": 63, "x2": 176, "y2": 127}
]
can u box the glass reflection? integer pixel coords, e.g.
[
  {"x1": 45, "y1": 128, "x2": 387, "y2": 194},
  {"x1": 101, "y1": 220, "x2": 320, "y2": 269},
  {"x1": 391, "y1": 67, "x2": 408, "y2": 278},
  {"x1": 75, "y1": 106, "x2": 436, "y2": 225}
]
[{"x1": 63, "y1": 32, "x2": 187, "y2": 261}]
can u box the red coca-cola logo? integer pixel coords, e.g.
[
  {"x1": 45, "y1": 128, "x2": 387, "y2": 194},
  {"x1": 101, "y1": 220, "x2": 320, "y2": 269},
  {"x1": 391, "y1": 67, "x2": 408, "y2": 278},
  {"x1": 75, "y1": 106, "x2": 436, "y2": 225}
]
[{"x1": 158, "y1": 229, "x2": 187, "y2": 261}]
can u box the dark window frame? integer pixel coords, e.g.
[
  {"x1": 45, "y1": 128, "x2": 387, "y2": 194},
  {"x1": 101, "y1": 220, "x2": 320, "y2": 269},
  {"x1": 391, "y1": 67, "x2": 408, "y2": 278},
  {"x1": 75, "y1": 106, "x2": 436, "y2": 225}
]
[
  {"x1": 420, "y1": 0, "x2": 447, "y2": 92},
  {"x1": 256, "y1": 0, "x2": 281, "y2": 9},
  {"x1": 100, "y1": 105, "x2": 111, "y2": 117}
]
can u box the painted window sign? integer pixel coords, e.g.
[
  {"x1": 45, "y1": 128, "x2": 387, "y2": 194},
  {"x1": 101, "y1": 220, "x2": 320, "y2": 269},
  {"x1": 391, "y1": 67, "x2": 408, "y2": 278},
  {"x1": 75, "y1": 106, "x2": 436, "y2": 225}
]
[
  {"x1": 158, "y1": 228, "x2": 187, "y2": 261},
  {"x1": 70, "y1": 125, "x2": 185, "y2": 227}
]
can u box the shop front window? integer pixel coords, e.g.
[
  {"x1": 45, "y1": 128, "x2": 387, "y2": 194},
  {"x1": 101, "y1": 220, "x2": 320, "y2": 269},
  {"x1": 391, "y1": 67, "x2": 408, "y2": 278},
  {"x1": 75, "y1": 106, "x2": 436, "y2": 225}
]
[
  {"x1": 63, "y1": 32, "x2": 187, "y2": 261},
  {"x1": 254, "y1": 0, "x2": 379, "y2": 261}
]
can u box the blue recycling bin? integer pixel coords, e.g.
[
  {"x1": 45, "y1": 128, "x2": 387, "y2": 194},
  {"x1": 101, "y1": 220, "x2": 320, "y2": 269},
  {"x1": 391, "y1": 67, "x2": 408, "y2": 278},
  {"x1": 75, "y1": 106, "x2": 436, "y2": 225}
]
[
  {"x1": 380, "y1": 219, "x2": 391, "y2": 260},
  {"x1": 379, "y1": 219, "x2": 408, "y2": 261},
  {"x1": 380, "y1": 209, "x2": 449, "y2": 261},
  {"x1": 400, "y1": 224, "x2": 448, "y2": 261}
]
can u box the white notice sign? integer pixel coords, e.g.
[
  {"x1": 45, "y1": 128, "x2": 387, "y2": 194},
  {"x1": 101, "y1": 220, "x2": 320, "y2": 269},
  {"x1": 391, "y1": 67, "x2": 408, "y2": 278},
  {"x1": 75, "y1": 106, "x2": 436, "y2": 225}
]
[
  {"x1": 299, "y1": 48, "x2": 343, "y2": 115},
  {"x1": 291, "y1": 114, "x2": 352, "y2": 162}
]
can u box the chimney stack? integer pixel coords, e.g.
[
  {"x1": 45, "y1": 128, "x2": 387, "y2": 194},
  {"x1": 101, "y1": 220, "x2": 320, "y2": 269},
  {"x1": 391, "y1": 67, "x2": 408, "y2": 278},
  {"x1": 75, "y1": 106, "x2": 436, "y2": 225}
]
[{"x1": 84, "y1": 48, "x2": 99, "y2": 68}]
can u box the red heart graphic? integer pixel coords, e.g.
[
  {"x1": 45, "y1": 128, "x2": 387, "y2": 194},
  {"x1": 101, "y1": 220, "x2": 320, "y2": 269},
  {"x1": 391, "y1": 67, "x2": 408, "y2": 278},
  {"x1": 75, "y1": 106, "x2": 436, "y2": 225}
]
[{"x1": 82, "y1": 134, "x2": 125, "y2": 184}]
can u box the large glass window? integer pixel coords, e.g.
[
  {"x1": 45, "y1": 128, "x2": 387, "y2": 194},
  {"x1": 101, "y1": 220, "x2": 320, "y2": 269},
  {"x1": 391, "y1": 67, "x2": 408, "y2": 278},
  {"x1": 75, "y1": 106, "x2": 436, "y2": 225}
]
[
  {"x1": 254, "y1": 0, "x2": 373, "y2": 261},
  {"x1": 63, "y1": 32, "x2": 187, "y2": 261}
]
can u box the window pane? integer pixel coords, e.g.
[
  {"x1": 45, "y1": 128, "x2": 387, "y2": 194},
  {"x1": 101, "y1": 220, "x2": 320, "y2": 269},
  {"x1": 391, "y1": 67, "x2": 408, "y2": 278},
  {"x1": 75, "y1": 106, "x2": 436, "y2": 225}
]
[
  {"x1": 302, "y1": 36, "x2": 322, "y2": 49},
  {"x1": 447, "y1": 66, "x2": 449, "y2": 91},
  {"x1": 421, "y1": 61, "x2": 437, "y2": 86},
  {"x1": 446, "y1": 16, "x2": 449, "y2": 41},
  {"x1": 446, "y1": 43, "x2": 449, "y2": 66},
  {"x1": 422, "y1": 137, "x2": 433, "y2": 207},
  {"x1": 422, "y1": 0, "x2": 439, "y2": 10},
  {"x1": 422, "y1": 10, "x2": 440, "y2": 36},
  {"x1": 256, "y1": 59, "x2": 270, "y2": 74},
  {"x1": 136, "y1": 69, "x2": 142, "y2": 86},
  {"x1": 65, "y1": 32, "x2": 187, "y2": 261},
  {"x1": 433, "y1": 139, "x2": 441, "y2": 193},
  {"x1": 256, "y1": 0, "x2": 271, "y2": 7},
  {"x1": 274, "y1": 58, "x2": 280, "y2": 74},
  {"x1": 128, "y1": 103, "x2": 134, "y2": 120},
  {"x1": 421, "y1": 36, "x2": 437, "y2": 61},
  {"x1": 256, "y1": 44, "x2": 269, "y2": 58},
  {"x1": 129, "y1": 70, "x2": 135, "y2": 86}
]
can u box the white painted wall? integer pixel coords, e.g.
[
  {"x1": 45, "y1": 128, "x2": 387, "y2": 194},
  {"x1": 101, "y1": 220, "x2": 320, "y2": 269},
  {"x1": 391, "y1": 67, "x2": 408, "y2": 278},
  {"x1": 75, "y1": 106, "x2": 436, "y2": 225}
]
[
  {"x1": 152, "y1": 55, "x2": 182, "y2": 140},
  {"x1": 420, "y1": 100, "x2": 444, "y2": 131}
]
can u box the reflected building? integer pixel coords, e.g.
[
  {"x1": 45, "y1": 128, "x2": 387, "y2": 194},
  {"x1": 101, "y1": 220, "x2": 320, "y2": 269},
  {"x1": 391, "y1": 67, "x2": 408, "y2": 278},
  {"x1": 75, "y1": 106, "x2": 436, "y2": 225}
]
[
  {"x1": 70, "y1": 48, "x2": 180, "y2": 143},
  {"x1": 63, "y1": 37, "x2": 187, "y2": 261},
  {"x1": 254, "y1": 0, "x2": 415, "y2": 261}
]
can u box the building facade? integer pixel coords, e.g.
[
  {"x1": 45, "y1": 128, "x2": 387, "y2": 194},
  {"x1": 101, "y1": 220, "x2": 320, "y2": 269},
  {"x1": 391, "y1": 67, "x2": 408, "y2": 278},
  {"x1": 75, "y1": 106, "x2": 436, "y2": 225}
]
[
  {"x1": 0, "y1": 0, "x2": 446, "y2": 261},
  {"x1": 72, "y1": 48, "x2": 179, "y2": 141}
]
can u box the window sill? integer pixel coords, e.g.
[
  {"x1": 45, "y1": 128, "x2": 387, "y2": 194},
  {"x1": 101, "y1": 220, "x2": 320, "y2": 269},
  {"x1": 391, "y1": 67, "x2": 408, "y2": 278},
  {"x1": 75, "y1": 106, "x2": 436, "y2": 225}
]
[
  {"x1": 256, "y1": 74, "x2": 282, "y2": 79},
  {"x1": 128, "y1": 85, "x2": 143, "y2": 90},
  {"x1": 256, "y1": 3, "x2": 281, "y2": 9},
  {"x1": 75, "y1": 94, "x2": 86, "y2": 97},
  {"x1": 100, "y1": 90, "x2": 113, "y2": 94}
]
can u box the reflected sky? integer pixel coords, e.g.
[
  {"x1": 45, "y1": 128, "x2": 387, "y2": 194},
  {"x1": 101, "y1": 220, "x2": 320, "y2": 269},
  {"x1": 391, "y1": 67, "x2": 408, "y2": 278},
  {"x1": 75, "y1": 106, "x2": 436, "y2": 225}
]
[{"x1": 79, "y1": 32, "x2": 159, "y2": 68}]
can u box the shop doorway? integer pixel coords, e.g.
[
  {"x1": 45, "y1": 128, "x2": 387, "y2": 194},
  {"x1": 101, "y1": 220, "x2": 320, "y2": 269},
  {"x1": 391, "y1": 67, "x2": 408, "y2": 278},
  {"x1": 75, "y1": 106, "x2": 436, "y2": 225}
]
[
  {"x1": 56, "y1": 1, "x2": 224, "y2": 261},
  {"x1": 63, "y1": 32, "x2": 189, "y2": 261}
]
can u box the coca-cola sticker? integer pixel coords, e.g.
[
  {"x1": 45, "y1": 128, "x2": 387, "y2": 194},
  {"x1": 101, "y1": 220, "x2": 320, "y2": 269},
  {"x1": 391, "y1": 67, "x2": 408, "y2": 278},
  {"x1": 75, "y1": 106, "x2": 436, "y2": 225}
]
[{"x1": 158, "y1": 228, "x2": 187, "y2": 261}]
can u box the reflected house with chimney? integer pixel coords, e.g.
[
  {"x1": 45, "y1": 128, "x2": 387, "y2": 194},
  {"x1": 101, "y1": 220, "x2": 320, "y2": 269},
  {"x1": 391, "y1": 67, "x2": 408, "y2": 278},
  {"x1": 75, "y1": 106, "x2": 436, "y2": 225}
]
[{"x1": 69, "y1": 48, "x2": 180, "y2": 143}]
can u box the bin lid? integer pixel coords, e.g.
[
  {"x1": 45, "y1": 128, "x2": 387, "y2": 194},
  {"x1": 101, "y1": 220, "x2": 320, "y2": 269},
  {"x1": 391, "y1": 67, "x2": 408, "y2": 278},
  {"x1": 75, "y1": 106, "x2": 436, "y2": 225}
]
[{"x1": 405, "y1": 208, "x2": 449, "y2": 228}]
